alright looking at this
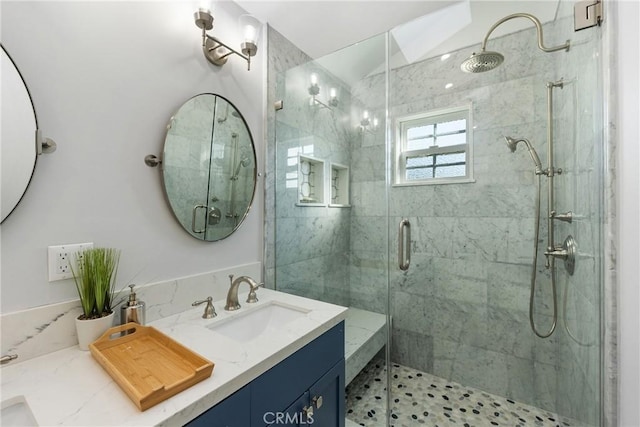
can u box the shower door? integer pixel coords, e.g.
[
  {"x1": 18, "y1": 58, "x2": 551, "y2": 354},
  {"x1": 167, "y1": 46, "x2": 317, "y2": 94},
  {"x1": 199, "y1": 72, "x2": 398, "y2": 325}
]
[{"x1": 384, "y1": 1, "x2": 603, "y2": 426}]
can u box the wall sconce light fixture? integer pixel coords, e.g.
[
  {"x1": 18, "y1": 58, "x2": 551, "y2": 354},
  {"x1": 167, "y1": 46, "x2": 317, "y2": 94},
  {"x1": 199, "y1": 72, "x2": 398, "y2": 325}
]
[
  {"x1": 308, "y1": 74, "x2": 338, "y2": 109},
  {"x1": 194, "y1": 9, "x2": 261, "y2": 71},
  {"x1": 360, "y1": 110, "x2": 379, "y2": 134},
  {"x1": 328, "y1": 88, "x2": 339, "y2": 107}
]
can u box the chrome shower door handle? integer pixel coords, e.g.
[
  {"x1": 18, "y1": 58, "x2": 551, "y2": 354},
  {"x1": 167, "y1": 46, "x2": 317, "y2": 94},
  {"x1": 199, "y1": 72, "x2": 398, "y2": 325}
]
[
  {"x1": 192, "y1": 204, "x2": 207, "y2": 233},
  {"x1": 398, "y1": 219, "x2": 411, "y2": 271}
]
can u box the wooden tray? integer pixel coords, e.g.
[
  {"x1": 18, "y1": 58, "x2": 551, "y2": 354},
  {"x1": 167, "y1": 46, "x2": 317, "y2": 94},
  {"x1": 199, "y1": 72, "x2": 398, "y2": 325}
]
[{"x1": 89, "y1": 322, "x2": 214, "y2": 411}]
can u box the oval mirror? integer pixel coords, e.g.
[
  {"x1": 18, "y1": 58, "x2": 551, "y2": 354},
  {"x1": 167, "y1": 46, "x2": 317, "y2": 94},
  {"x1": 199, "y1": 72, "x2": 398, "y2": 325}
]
[
  {"x1": 161, "y1": 94, "x2": 257, "y2": 241},
  {"x1": 1, "y1": 45, "x2": 38, "y2": 223}
]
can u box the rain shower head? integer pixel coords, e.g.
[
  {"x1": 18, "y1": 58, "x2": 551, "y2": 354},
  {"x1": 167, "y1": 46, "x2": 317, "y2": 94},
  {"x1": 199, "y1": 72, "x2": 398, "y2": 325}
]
[
  {"x1": 460, "y1": 51, "x2": 504, "y2": 73},
  {"x1": 460, "y1": 13, "x2": 570, "y2": 73},
  {"x1": 505, "y1": 136, "x2": 543, "y2": 174}
]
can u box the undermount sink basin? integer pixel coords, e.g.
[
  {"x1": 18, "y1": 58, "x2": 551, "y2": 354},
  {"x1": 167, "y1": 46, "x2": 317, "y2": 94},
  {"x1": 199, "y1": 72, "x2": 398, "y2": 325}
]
[
  {"x1": 207, "y1": 301, "x2": 310, "y2": 342},
  {"x1": 1, "y1": 396, "x2": 38, "y2": 426}
]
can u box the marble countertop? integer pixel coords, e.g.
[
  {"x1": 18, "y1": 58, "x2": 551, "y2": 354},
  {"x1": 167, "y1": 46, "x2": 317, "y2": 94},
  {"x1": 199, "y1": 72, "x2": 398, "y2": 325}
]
[{"x1": 0, "y1": 289, "x2": 347, "y2": 426}]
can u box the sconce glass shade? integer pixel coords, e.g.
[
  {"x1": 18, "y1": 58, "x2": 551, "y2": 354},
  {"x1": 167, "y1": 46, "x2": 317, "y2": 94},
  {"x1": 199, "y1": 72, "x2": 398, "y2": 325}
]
[
  {"x1": 194, "y1": 8, "x2": 214, "y2": 30},
  {"x1": 308, "y1": 73, "x2": 320, "y2": 96},
  {"x1": 239, "y1": 14, "x2": 261, "y2": 57}
]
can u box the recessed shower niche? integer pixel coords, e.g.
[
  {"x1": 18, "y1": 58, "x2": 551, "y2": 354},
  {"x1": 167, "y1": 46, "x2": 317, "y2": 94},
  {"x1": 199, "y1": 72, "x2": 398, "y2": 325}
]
[
  {"x1": 329, "y1": 163, "x2": 350, "y2": 207},
  {"x1": 296, "y1": 154, "x2": 325, "y2": 206}
]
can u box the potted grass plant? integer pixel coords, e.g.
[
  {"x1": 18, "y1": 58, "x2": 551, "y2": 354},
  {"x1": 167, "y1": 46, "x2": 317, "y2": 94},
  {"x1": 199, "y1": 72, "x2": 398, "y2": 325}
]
[{"x1": 71, "y1": 247, "x2": 121, "y2": 350}]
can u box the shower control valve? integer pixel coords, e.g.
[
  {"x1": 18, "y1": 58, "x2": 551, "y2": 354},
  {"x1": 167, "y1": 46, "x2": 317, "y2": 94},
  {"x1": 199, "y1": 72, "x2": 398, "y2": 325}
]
[{"x1": 544, "y1": 235, "x2": 576, "y2": 275}]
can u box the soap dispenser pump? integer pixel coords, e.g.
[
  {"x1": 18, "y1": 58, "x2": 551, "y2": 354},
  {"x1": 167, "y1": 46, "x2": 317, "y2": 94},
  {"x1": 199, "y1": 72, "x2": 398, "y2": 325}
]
[{"x1": 120, "y1": 284, "x2": 146, "y2": 326}]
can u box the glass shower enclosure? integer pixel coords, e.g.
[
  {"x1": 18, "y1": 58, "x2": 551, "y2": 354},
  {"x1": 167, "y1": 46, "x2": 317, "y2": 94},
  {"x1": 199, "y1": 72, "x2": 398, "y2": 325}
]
[{"x1": 267, "y1": 1, "x2": 604, "y2": 425}]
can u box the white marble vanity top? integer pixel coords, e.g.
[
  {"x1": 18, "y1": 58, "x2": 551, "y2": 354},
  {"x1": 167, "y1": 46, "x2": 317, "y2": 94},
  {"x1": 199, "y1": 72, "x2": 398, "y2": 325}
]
[{"x1": 0, "y1": 289, "x2": 347, "y2": 426}]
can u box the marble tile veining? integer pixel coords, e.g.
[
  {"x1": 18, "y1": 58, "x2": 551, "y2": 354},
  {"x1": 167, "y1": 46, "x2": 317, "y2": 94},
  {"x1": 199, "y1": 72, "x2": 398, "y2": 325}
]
[{"x1": 0, "y1": 263, "x2": 261, "y2": 363}]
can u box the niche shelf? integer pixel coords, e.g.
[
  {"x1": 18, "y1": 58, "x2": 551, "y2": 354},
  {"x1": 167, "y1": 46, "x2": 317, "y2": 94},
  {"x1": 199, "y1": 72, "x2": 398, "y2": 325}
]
[
  {"x1": 329, "y1": 163, "x2": 350, "y2": 207},
  {"x1": 296, "y1": 155, "x2": 325, "y2": 207}
]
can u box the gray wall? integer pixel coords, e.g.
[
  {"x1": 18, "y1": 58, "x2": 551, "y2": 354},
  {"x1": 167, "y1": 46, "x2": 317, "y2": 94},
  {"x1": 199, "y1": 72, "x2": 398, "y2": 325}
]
[{"x1": 1, "y1": 1, "x2": 264, "y2": 313}]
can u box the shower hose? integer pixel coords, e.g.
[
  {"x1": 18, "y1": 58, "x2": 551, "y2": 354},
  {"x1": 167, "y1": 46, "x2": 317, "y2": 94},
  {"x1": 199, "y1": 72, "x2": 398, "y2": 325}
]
[{"x1": 529, "y1": 174, "x2": 558, "y2": 338}]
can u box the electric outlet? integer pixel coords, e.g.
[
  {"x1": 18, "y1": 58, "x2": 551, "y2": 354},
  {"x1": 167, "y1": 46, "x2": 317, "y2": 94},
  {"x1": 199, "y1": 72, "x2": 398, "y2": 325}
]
[{"x1": 48, "y1": 242, "x2": 94, "y2": 282}]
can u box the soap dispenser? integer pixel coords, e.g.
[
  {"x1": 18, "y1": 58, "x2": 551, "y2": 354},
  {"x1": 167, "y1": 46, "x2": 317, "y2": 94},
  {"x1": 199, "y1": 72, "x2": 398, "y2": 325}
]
[{"x1": 120, "y1": 284, "x2": 146, "y2": 326}]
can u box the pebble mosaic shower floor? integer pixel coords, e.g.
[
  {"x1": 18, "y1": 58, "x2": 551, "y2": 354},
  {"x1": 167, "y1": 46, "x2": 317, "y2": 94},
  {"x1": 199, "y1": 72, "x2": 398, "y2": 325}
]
[{"x1": 346, "y1": 360, "x2": 578, "y2": 427}]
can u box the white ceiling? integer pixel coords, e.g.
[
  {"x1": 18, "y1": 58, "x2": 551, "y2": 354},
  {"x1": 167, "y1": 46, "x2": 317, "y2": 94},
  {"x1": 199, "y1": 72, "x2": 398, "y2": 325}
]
[
  {"x1": 234, "y1": 0, "x2": 461, "y2": 59},
  {"x1": 235, "y1": 0, "x2": 560, "y2": 83}
]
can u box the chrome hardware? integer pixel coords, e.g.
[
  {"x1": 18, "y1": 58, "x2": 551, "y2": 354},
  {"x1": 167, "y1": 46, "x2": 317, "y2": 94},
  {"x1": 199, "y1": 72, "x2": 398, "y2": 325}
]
[
  {"x1": 544, "y1": 235, "x2": 577, "y2": 275},
  {"x1": 208, "y1": 206, "x2": 222, "y2": 225},
  {"x1": 37, "y1": 129, "x2": 56, "y2": 154},
  {"x1": 551, "y1": 210, "x2": 573, "y2": 223},
  {"x1": 574, "y1": 0, "x2": 603, "y2": 31},
  {"x1": 302, "y1": 405, "x2": 314, "y2": 420},
  {"x1": 274, "y1": 100, "x2": 284, "y2": 111},
  {"x1": 398, "y1": 219, "x2": 411, "y2": 271},
  {"x1": 312, "y1": 395, "x2": 323, "y2": 409},
  {"x1": 225, "y1": 275, "x2": 263, "y2": 311},
  {"x1": 192, "y1": 204, "x2": 207, "y2": 233},
  {"x1": 192, "y1": 296, "x2": 217, "y2": 318},
  {"x1": 1, "y1": 354, "x2": 18, "y2": 364},
  {"x1": 144, "y1": 154, "x2": 161, "y2": 167}
]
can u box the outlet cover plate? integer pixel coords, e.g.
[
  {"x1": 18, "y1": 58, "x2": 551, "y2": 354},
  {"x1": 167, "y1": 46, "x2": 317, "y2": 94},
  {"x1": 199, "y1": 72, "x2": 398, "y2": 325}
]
[{"x1": 47, "y1": 242, "x2": 94, "y2": 282}]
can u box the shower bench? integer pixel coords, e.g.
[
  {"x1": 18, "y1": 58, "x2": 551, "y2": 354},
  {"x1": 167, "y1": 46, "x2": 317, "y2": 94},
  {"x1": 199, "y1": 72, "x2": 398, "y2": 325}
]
[{"x1": 344, "y1": 308, "x2": 387, "y2": 385}]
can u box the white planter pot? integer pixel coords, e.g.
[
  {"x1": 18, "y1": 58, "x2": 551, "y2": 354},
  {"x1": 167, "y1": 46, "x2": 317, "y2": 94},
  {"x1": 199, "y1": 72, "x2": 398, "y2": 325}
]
[{"x1": 75, "y1": 312, "x2": 115, "y2": 351}]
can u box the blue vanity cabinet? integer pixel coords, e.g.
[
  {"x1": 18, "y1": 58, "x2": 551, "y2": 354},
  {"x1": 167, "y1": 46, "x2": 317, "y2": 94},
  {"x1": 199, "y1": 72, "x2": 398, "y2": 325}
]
[
  {"x1": 262, "y1": 359, "x2": 345, "y2": 427},
  {"x1": 252, "y1": 321, "x2": 345, "y2": 426},
  {"x1": 184, "y1": 321, "x2": 345, "y2": 427},
  {"x1": 185, "y1": 384, "x2": 250, "y2": 427}
]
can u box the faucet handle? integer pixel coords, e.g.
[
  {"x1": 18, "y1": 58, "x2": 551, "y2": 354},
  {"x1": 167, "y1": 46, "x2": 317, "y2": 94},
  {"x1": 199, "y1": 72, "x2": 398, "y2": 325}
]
[
  {"x1": 246, "y1": 282, "x2": 264, "y2": 304},
  {"x1": 192, "y1": 296, "x2": 217, "y2": 319}
]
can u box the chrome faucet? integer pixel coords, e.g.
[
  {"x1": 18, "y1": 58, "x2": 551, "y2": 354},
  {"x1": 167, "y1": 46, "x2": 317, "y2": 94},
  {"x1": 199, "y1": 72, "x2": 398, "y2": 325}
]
[{"x1": 225, "y1": 275, "x2": 262, "y2": 311}]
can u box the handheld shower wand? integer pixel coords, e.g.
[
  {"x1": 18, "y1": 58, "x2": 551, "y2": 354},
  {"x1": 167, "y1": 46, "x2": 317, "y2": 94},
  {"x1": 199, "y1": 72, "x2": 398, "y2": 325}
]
[
  {"x1": 504, "y1": 136, "x2": 544, "y2": 175},
  {"x1": 505, "y1": 135, "x2": 557, "y2": 338}
]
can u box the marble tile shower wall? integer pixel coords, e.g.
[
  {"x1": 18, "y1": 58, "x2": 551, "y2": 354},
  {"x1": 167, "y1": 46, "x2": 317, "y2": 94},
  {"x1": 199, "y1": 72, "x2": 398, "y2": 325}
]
[
  {"x1": 265, "y1": 27, "x2": 313, "y2": 288},
  {"x1": 268, "y1": 27, "x2": 363, "y2": 307},
  {"x1": 350, "y1": 25, "x2": 569, "y2": 415}
]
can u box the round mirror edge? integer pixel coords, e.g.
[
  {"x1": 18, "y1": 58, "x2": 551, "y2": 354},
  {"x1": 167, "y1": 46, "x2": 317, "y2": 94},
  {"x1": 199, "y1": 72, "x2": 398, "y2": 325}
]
[
  {"x1": 159, "y1": 93, "x2": 258, "y2": 242},
  {"x1": 0, "y1": 43, "x2": 40, "y2": 224}
]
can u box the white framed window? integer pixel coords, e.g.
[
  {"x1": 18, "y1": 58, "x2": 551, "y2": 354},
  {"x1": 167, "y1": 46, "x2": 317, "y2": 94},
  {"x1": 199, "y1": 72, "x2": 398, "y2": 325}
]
[{"x1": 394, "y1": 105, "x2": 474, "y2": 185}]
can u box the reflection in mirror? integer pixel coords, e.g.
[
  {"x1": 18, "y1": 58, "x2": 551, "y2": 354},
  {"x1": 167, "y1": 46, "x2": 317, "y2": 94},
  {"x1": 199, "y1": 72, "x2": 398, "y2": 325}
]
[
  {"x1": 1, "y1": 45, "x2": 37, "y2": 223},
  {"x1": 161, "y1": 94, "x2": 256, "y2": 241}
]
